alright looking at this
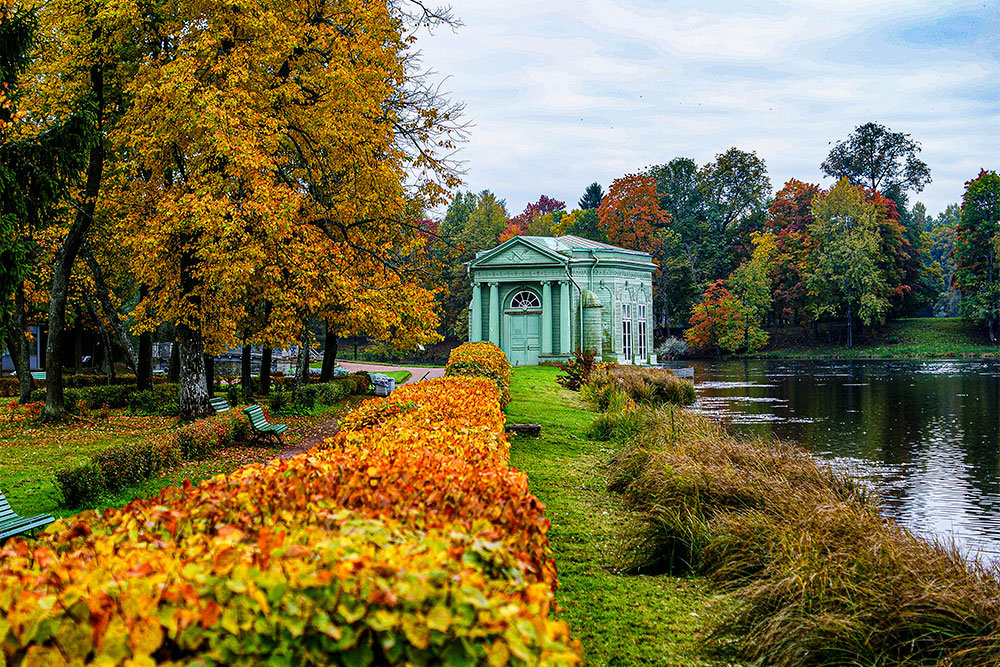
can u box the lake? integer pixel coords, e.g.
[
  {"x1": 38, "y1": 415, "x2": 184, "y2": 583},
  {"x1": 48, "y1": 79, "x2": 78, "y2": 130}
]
[{"x1": 686, "y1": 359, "x2": 1000, "y2": 562}]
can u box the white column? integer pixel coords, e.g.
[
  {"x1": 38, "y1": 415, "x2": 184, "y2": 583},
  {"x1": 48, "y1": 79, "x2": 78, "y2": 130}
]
[
  {"x1": 541, "y1": 281, "x2": 552, "y2": 355},
  {"x1": 559, "y1": 281, "x2": 571, "y2": 354},
  {"x1": 469, "y1": 283, "x2": 482, "y2": 342},
  {"x1": 488, "y1": 283, "x2": 500, "y2": 346}
]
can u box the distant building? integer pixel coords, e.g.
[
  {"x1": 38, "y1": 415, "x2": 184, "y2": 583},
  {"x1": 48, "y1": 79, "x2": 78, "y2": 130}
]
[
  {"x1": 466, "y1": 235, "x2": 657, "y2": 366},
  {"x1": 1, "y1": 325, "x2": 43, "y2": 372}
]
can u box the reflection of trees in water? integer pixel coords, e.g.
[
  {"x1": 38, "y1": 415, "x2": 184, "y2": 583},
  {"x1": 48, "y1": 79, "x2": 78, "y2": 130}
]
[{"x1": 691, "y1": 359, "x2": 1000, "y2": 555}]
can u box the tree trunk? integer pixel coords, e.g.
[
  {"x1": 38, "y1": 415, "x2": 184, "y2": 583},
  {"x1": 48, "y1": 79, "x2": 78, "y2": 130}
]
[
  {"x1": 294, "y1": 325, "x2": 310, "y2": 390},
  {"x1": 260, "y1": 346, "x2": 272, "y2": 394},
  {"x1": 204, "y1": 354, "x2": 214, "y2": 395},
  {"x1": 42, "y1": 67, "x2": 104, "y2": 421},
  {"x1": 136, "y1": 329, "x2": 153, "y2": 392},
  {"x1": 82, "y1": 240, "x2": 138, "y2": 371},
  {"x1": 9, "y1": 284, "x2": 34, "y2": 403},
  {"x1": 178, "y1": 324, "x2": 211, "y2": 419},
  {"x1": 259, "y1": 302, "x2": 273, "y2": 394},
  {"x1": 846, "y1": 300, "x2": 853, "y2": 349},
  {"x1": 241, "y1": 340, "x2": 253, "y2": 401},
  {"x1": 73, "y1": 305, "x2": 83, "y2": 375},
  {"x1": 168, "y1": 338, "x2": 180, "y2": 382},
  {"x1": 83, "y1": 290, "x2": 114, "y2": 382},
  {"x1": 320, "y1": 320, "x2": 337, "y2": 382}
]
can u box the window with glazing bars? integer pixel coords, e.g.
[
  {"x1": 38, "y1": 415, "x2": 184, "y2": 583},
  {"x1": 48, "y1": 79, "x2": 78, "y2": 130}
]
[
  {"x1": 637, "y1": 304, "x2": 647, "y2": 359},
  {"x1": 621, "y1": 303, "x2": 632, "y2": 359}
]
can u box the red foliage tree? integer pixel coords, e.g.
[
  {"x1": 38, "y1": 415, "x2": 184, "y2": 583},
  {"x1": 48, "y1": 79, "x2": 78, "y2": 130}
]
[{"x1": 499, "y1": 195, "x2": 565, "y2": 242}]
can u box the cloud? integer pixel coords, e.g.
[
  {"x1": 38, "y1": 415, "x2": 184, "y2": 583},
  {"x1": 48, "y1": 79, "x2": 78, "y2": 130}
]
[{"x1": 416, "y1": 0, "x2": 1000, "y2": 215}]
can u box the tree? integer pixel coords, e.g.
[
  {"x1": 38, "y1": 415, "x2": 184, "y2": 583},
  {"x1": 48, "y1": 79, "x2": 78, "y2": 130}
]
[
  {"x1": 728, "y1": 232, "x2": 777, "y2": 352},
  {"x1": 437, "y1": 191, "x2": 508, "y2": 339},
  {"x1": 697, "y1": 147, "x2": 772, "y2": 235},
  {"x1": 499, "y1": 195, "x2": 565, "y2": 242},
  {"x1": 765, "y1": 179, "x2": 820, "y2": 326},
  {"x1": 554, "y1": 208, "x2": 606, "y2": 243},
  {"x1": 821, "y1": 122, "x2": 931, "y2": 200},
  {"x1": 684, "y1": 280, "x2": 759, "y2": 354},
  {"x1": 578, "y1": 182, "x2": 603, "y2": 210},
  {"x1": 807, "y1": 178, "x2": 890, "y2": 348},
  {"x1": 1, "y1": 5, "x2": 91, "y2": 404},
  {"x1": 954, "y1": 170, "x2": 1000, "y2": 344},
  {"x1": 597, "y1": 173, "x2": 668, "y2": 254}
]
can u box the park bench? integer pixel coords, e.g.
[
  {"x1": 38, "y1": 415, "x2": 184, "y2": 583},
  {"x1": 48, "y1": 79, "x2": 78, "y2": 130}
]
[
  {"x1": 210, "y1": 396, "x2": 230, "y2": 414},
  {"x1": 0, "y1": 491, "x2": 55, "y2": 544},
  {"x1": 370, "y1": 373, "x2": 395, "y2": 397},
  {"x1": 242, "y1": 405, "x2": 287, "y2": 445}
]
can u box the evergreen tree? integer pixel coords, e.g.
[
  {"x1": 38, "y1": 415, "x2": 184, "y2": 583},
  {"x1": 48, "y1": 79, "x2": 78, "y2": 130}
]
[{"x1": 578, "y1": 182, "x2": 603, "y2": 210}]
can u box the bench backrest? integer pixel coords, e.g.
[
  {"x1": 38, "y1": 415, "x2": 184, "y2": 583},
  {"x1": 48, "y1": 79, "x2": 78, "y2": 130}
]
[
  {"x1": 0, "y1": 492, "x2": 17, "y2": 523},
  {"x1": 210, "y1": 397, "x2": 230, "y2": 412},
  {"x1": 243, "y1": 405, "x2": 271, "y2": 430}
]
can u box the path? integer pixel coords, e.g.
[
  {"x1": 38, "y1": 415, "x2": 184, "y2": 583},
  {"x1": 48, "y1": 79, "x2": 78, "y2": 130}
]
[
  {"x1": 273, "y1": 416, "x2": 340, "y2": 460},
  {"x1": 335, "y1": 361, "x2": 445, "y2": 383}
]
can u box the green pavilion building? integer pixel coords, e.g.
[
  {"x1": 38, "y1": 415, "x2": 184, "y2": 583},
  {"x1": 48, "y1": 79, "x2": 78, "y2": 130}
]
[{"x1": 466, "y1": 235, "x2": 658, "y2": 367}]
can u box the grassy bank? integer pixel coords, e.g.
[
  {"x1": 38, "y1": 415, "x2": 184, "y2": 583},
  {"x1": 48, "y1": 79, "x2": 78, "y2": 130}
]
[
  {"x1": 600, "y1": 402, "x2": 1000, "y2": 665},
  {"x1": 754, "y1": 317, "x2": 998, "y2": 359},
  {"x1": 506, "y1": 366, "x2": 732, "y2": 666}
]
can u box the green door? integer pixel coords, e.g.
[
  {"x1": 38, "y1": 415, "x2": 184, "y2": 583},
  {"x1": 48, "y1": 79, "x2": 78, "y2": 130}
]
[{"x1": 507, "y1": 313, "x2": 541, "y2": 366}]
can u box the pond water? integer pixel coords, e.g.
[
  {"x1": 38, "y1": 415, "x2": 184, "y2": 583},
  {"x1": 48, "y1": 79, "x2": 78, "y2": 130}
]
[{"x1": 686, "y1": 359, "x2": 1000, "y2": 562}]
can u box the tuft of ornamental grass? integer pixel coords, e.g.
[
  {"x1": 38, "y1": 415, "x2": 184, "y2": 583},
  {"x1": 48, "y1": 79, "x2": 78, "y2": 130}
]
[
  {"x1": 581, "y1": 364, "x2": 696, "y2": 410},
  {"x1": 606, "y1": 407, "x2": 1000, "y2": 666}
]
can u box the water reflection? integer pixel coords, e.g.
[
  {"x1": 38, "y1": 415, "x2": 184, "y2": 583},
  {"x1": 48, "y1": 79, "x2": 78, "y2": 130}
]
[{"x1": 689, "y1": 359, "x2": 1000, "y2": 561}]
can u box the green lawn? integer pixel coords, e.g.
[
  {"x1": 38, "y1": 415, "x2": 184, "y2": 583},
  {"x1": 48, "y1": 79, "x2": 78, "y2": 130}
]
[
  {"x1": 758, "y1": 317, "x2": 998, "y2": 359},
  {"x1": 506, "y1": 367, "x2": 731, "y2": 666}
]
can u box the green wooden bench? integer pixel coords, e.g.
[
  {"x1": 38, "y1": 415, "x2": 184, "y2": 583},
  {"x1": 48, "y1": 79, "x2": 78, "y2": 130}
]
[
  {"x1": 210, "y1": 396, "x2": 230, "y2": 414},
  {"x1": 242, "y1": 405, "x2": 287, "y2": 445},
  {"x1": 1, "y1": 491, "x2": 55, "y2": 544}
]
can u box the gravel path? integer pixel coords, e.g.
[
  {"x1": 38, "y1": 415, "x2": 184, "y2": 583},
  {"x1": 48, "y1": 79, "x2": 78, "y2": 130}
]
[{"x1": 334, "y1": 362, "x2": 445, "y2": 384}]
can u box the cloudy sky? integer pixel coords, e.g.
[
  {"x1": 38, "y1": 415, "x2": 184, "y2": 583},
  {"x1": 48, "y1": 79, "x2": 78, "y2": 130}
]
[{"x1": 416, "y1": 0, "x2": 999, "y2": 218}]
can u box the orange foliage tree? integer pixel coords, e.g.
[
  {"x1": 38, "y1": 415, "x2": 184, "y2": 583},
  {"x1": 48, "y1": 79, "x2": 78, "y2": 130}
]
[
  {"x1": 32, "y1": 0, "x2": 461, "y2": 417},
  {"x1": 597, "y1": 173, "x2": 669, "y2": 254}
]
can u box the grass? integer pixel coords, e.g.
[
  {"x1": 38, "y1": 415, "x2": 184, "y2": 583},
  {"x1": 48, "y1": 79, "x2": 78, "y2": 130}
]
[
  {"x1": 505, "y1": 366, "x2": 732, "y2": 666},
  {"x1": 757, "y1": 317, "x2": 998, "y2": 359},
  {"x1": 603, "y1": 402, "x2": 1000, "y2": 666}
]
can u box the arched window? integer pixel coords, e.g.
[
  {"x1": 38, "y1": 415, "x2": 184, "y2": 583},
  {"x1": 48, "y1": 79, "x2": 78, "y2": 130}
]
[{"x1": 509, "y1": 290, "x2": 541, "y2": 310}]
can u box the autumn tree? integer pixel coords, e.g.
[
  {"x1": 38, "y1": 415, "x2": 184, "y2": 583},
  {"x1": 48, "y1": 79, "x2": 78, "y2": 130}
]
[
  {"x1": 954, "y1": 170, "x2": 1000, "y2": 344},
  {"x1": 764, "y1": 179, "x2": 820, "y2": 326},
  {"x1": 821, "y1": 122, "x2": 931, "y2": 201},
  {"x1": 807, "y1": 178, "x2": 890, "y2": 348},
  {"x1": 684, "y1": 280, "x2": 757, "y2": 355},
  {"x1": 728, "y1": 231, "x2": 777, "y2": 352},
  {"x1": 597, "y1": 173, "x2": 668, "y2": 253},
  {"x1": 499, "y1": 195, "x2": 565, "y2": 242},
  {"x1": 553, "y1": 208, "x2": 606, "y2": 243},
  {"x1": 1, "y1": 5, "x2": 91, "y2": 403},
  {"x1": 698, "y1": 148, "x2": 772, "y2": 236}
]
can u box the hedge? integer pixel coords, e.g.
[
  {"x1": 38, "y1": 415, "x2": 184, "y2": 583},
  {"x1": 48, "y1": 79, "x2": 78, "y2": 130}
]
[
  {"x1": 0, "y1": 373, "x2": 169, "y2": 397},
  {"x1": 5, "y1": 377, "x2": 581, "y2": 664},
  {"x1": 444, "y1": 341, "x2": 512, "y2": 407},
  {"x1": 55, "y1": 409, "x2": 252, "y2": 507}
]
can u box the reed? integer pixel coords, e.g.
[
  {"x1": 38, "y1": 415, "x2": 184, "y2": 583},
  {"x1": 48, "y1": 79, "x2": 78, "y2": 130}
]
[{"x1": 606, "y1": 407, "x2": 1000, "y2": 666}]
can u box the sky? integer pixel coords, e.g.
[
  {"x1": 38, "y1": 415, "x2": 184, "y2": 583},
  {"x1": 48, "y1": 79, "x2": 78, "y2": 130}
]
[{"x1": 415, "y1": 0, "x2": 999, "y2": 218}]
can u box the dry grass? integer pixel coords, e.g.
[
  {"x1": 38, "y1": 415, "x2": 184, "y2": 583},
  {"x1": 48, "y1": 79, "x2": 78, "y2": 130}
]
[
  {"x1": 606, "y1": 407, "x2": 1000, "y2": 666},
  {"x1": 581, "y1": 364, "x2": 696, "y2": 410}
]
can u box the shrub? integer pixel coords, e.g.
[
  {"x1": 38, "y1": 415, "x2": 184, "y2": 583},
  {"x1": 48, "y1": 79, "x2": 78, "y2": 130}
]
[
  {"x1": 445, "y1": 341, "x2": 511, "y2": 406},
  {"x1": 555, "y1": 347, "x2": 602, "y2": 390},
  {"x1": 126, "y1": 389, "x2": 156, "y2": 414},
  {"x1": 655, "y1": 337, "x2": 688, "y2": 360},
  {"x1": 268, "y1": 390, "x2": 291, "y2": 414},
  {"x1": 54, "y1": 463, "x2": 106, "y2": 507}
]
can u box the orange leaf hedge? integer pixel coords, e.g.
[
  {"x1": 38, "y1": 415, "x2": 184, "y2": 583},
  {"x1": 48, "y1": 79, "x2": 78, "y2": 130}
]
[
  {"x1": 1, "y1": 376, "x2": 580, "y2": 665},
  {"x1": 445, "y1": 341, "x2": 512, "y2": 407}
]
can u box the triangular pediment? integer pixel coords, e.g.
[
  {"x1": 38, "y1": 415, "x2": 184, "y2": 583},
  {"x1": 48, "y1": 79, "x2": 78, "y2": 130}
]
[{"x1": 468, "y1": 237, "x2": 568, "y2": 269}]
